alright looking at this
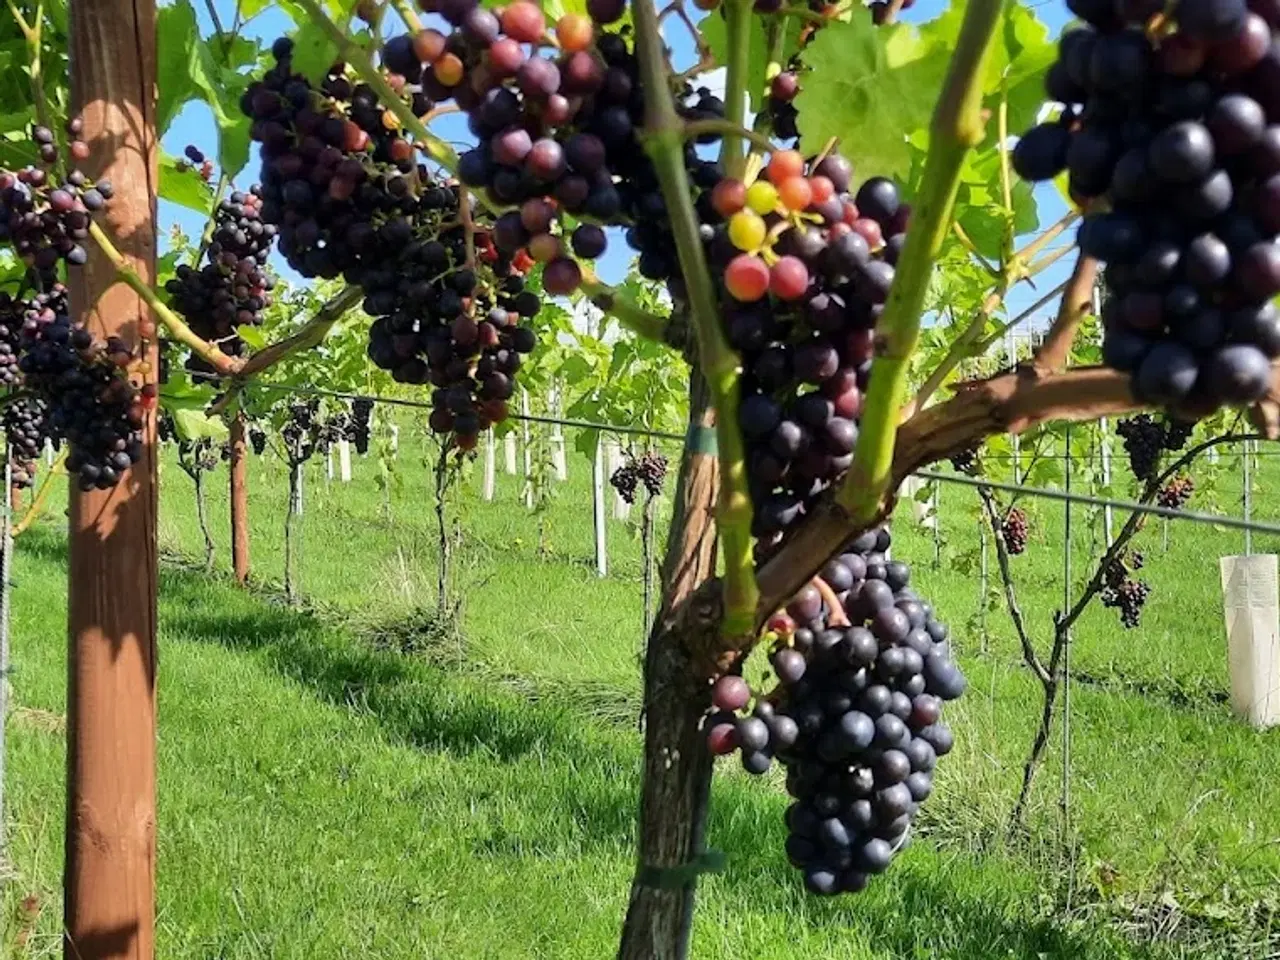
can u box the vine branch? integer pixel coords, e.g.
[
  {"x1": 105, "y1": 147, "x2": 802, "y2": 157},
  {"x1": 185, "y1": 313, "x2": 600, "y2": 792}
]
[
  {"x1": 11, "y1": 448, "x2": 66, "y2": 539},
  {"x1": 582, "y1": 276, "x2": 671, "y2": 344},
  {"x1": 837, "y1": 0, "x2": 1003, "y2": 522},
  {"x1": 634, "y1": 0, "x2": 758, "y2": 639},
  {"x1": 87, "y1": 222, "x2": 243, "y2": 377},
  {"x1": 1033, "y1": 254, "x2": 1098, "y2": 374}
]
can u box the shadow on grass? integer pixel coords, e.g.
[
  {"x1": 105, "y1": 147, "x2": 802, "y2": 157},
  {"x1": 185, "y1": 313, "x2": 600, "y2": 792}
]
[{"x1": 15, "y1": 525, "x2": 1179, "y2": 960}]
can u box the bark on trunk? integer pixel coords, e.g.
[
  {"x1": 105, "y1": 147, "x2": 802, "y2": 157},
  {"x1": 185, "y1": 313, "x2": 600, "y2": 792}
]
[
  {"x1": 230, "y1": 413, "x2": 250, "y2": 584},
  {"x1": 434, "y1": 443, "x2": 450, "y2": 614},
  {"x1": 64, "y1": 1, "x2": 159, "y2": 956},
  {"x1": 285, "y1": 464, "x2": 300, "y2": 606},
  {"x1": 618, "y1": 373, "x2": 721, "y2": 960},
  {"x1": 194, "y1": 471, "x2": 214, "y2": 571}
]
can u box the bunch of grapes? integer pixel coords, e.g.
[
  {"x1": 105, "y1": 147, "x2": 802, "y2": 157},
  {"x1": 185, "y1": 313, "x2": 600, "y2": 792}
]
[
  {"x1": 280, "y1": 399, "x2": 322, "y2": 464},
  {"x1": 706, "y1": 152, "x2": 906, "y2": 558},
  {"x1": 166, "y1": 190, "x2": 277, "y2": 372},
  {"x1": 705, "y1": 526, "x2": 963, "y2": 895},
  {"x1": 16, "y1": 285, "x2": 147, "y2": 491},
  {"x1": 350, "y1": 398, "x2": 374, "y2": 454},
  {"x1": 1157, "y1": 473, "x2": 1196, "y2": 508},
  {"x1": 1013, "y1": 0, "x2": 1280, "y2": 412},
  {"x1": 1001, "y1": 506, "x2": 1029, "y2": 555},
  {"x1": 318, "y1": 411, "x2": 351, "y2": 453},
  {"x1": 0, "y1": 120, "x2": 113, "y2": 276},
  {"x1": 3, "y1": 395, "x2": 49, "y2": 489},
  {"x1": 768, "y1": 67, "x2": 801, "y2": 142},
  {"x1": 244, "y1": 38, "x2": 540, "y2": 449},
  {"x1": 0, "y1": 294, "x2": 30, "y2": 387},
  {"x1": 178, "y1": 437, "x2": 220, "y2": 474},
  {"x1": 1102, "y1": 548, "x2": 1151, "y2": 628},
  {"x1": 1116, "y1": 413, "x2": 1193, "y2": 482},
  {"x1": 949, "y1": 446, "x2": 980, "y2": 476},
  {"x1": 609, "y1": 450, "x2": 669, "y2": 504},
  {"x1": 248, "y1": 424, "x2": 268, "y2": 456}
]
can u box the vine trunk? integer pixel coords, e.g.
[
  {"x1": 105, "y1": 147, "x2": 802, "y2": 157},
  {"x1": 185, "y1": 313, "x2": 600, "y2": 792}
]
[{"x1": 618, "y1": 373, "x2": 721, "y2": 960}]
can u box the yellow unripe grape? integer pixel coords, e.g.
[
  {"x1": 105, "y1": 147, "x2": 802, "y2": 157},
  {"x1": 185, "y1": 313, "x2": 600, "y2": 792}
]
[
  {"x1": 746, "y1": 180, "x2": 779, "y2": 215},
  {"x1": 728, "y1": 210, "x2": 767, "y2": 252}
]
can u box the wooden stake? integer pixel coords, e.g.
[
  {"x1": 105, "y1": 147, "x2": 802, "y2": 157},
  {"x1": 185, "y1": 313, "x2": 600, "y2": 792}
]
[{"x1": 65, "y1": 2, "x2": 159, "y2": 957}]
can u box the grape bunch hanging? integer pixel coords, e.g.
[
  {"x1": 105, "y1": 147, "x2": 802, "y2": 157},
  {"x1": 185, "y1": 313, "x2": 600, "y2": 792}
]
[
  {"x1": 165, "y1": 190, "x2": 277, "y2": 374},
  {"x1": 350, "y1": 398, "x2": 374, "y2": 454},
  {"x1": 1116, "y1": 413, "x2": 1192, "y2": 482},
  {"x1": 1101, "y1": 549, "x2": 1151, "y2": 628},
  {"x1": 608, "y1": 450, "x2": 668, "y2": 504},
  {"x1": 2, "y1": 395, "x2": 49, "y2": 489},
  {"x1": 0, "y1": 120, "x2": 113, "y2": 276},
  {"x1": 1013, "y1": 0, "x2": 1280, "y2": 412},
  {"x1": 243, "y1": 38, "x2": 540, "y2": 450},
  {"x1": 1157, "y1": 473, "x2": 1195, "y2": 508},
  {"x1": 706, "y1": 527, "x2": 963, "y2": 895},
  {"x1": 709, "y1": 156, "x2": 908, "y2": 560},
  {"x1": 17, "y1": 285, "x2": 148, "y2": 491},
  {"x1": 1001, "y1": 506, "x2": 1030, "y2": 555}
]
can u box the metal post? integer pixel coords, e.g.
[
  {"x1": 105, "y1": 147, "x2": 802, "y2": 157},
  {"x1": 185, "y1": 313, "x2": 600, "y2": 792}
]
[
  {"x1": 931, "y1": 480, "x2": 941, "y2": 569},
  {"x1": 1061, "y1": 426, "x2": 1073, "y2": 826},
  {"x1": 0, "y1": 459, "x2": 11, "y2": 858},
  {"x1": 592, "y1": 440, "x2": 608, "y2": 577},
  {"x1": 1098, "y1": 416, "x2": 1114, "y2": 547},
  {"x1": 1245, "y1": 438, "x2": 1253, "y2": 556}
]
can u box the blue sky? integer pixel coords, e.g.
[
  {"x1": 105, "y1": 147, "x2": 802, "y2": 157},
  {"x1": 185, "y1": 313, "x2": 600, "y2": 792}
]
[{"x1": 166, "y1": 0, "x2": 1079, "y2": 330}]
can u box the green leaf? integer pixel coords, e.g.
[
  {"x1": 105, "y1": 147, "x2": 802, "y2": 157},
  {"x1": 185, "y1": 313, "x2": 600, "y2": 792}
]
[
  {"x1": 156, "y1": 0, "x2": 200, "y2": 136},
  {"x1": 172, "y1": 408, "x2": 229, "y2": 442},
  {"x1": 159, "y1": 153, "x2": 215, "y2": 214},
  {"x1": 237, "y1": 324, "x2": 268, "y2": 350},
  {"x1": 189, "y1": 36, "x2": 256, "y2": 178},
  {"x1": 796, "y1": 17, "x2": 948, "y2": 181},
  {"x1": 290, "y1": 19, "x2": 342, "y2": 85}
]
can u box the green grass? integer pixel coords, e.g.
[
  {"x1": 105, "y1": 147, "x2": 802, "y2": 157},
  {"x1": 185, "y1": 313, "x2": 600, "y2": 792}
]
[{"x1": 5, "y1": 422, "x2": 1280, "y2": 957}]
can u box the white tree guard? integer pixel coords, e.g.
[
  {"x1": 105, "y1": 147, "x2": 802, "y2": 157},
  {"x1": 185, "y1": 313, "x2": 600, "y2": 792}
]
[
  {"x1": 1220, "y1": 553, "x2": 1280, "y2": 729},
  {"x1": 338, "y1": 440, "x2": 352, "y2": 482},
  {"x1": 483, "y1": 430, "x2": 495, "y2": 502},
  {"x1": 325, "y1": 447, "x2": 334, "y2": 481},
  {"x1": 503, "y1": 432, "x2": 518, "y2": 475},
  {"x1": 897, "y1": 475, "x2": 934, "y2": 528},
  {"x1": 291, "y1": 462, "x2": 304, "y2": 517},
  {"x1": 389, "y1": 423, "x2": 399, "y2": 457}
]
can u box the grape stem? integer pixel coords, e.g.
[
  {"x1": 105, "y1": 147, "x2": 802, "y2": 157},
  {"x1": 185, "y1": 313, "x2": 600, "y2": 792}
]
[
  {"x1": 11, "y1": 447, "x2": 66, "y2": 539},
  {"x1": 634, "y1": 0, "x2": 759, "y2": 640},
  {"x1": 459, "y1": 187, "x2": 478, "y2": 271},
  {"x1": 1033, "y1": 254, "x2": 1098, "y2": 375},
  {"x1": 719, "y1": 0, "x2": 754, "y2": 179},
  {"x1": 682, "y1": 118, "x2": 777, "y2": 156},
  {"x1": 389, "y1": 0, "x2": 424, "y2": 32},
  {"x1": 837, "y1": 0, "x2": 1003, "y2": 521},
  {"x1": 9, "y1": 0, "x2": 65, "y2": 177},
  {"x1": 86, "y1": 221, "x2": 244, "y2": 377},
  {"x1": 660, "y1": 1, "x2": 713, "y2": 63},
  {"x1": 196, "y1": 172, "x2": 231, "y2": 264},
  {"x1": 581, "y1": 275, "x2": 671, "y2": 344},
  {"x1": 812, "y1": 577, "x2": 850, "y2": 628},
  {"x1": 295, "y1": 0, "x2": 462, "y2": 179}
]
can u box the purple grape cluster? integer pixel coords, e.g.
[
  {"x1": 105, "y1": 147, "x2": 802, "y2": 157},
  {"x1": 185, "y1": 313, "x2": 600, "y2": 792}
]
[
  {"x1": 1157, "y1": 473, "x2": 1196, "y2": 508},
  {"x1": 728, "y1": 168, "x2": 908, "y2": 561},
  {"x1": 1116, "y1": 413, "x2": 1193, "y2": 482},
  {"x1": 166, "y1": 190, "x2": 277, "y2": 373},
  {"x1": 1013, "y1": 0, "x2": 1280, "y2": 412},
  {"x1": 244, "y1": 39, "x2": 540, "y2": 449},
  {"x1": 609, "y1": 450, "x2": 669, "y2": 503},
  {"x1": 1001, "y1": 506, "x2": 1029, "y2": 555},
  {"x1": 0, "y1": 121, "x2": 112, "y2": 277},
  {"x1": 3, "y1": 395, "x2": 49, "y2": 489},
  {"x1": 17, "y1": 285, "x2": 145, "y2": 491},
  {"x1": 1102, "y1": 550, "x2": 1152, "y2": 628},
  {"x1": 706, "y1": 527, "x2": 962, "y2": 895},
  {"x1": 350, "y1": 398, "x2": 374, "y2": 455}
]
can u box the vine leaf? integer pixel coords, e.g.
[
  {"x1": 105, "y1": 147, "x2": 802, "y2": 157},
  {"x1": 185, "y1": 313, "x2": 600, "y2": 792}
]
[
  {"x1": 156, "y1": 0, "x2": 201, "y2": 136},
  {"x1": 159, "y1": 152, "x2": 215, "y2": 215},
  {"x1": 795, "y1": 16, "x2": 947, "y2": 181}
]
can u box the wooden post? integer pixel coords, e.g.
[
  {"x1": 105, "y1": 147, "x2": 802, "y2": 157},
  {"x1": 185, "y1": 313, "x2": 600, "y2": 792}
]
[
  {"x1": 65, "y1": 2, "x2": 159, "y2": 957},
  {"x1": 229, "y1": 413, "x2": 250, "y2": 585}
]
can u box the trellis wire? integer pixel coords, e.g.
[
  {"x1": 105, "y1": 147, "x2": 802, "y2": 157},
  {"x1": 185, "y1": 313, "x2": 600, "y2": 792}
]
[{"x1": 194, "y1": 372, "x2": 1280, "y2": 535}]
